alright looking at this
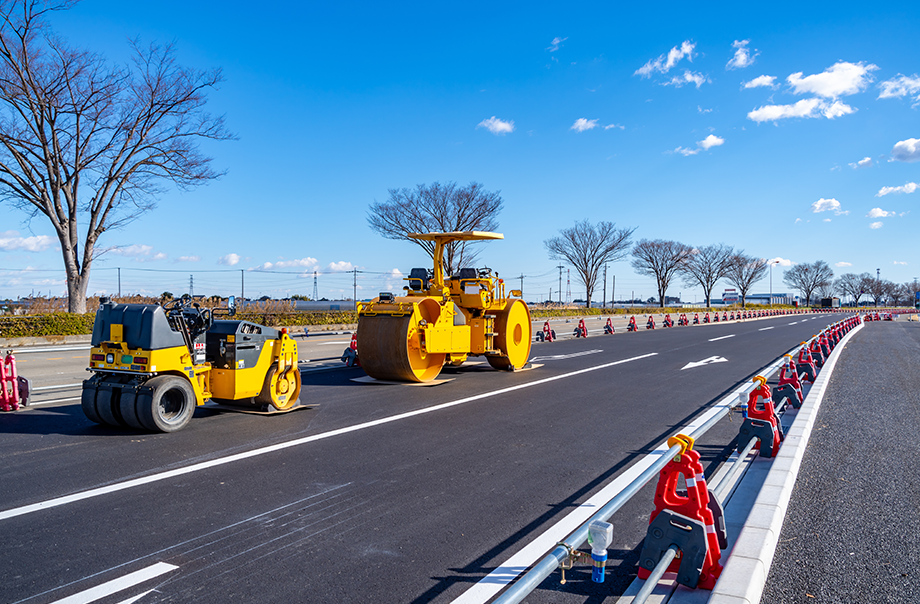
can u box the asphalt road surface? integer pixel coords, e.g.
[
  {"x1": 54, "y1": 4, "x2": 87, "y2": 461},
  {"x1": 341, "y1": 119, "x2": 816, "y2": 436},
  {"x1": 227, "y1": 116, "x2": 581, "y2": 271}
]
[
  {"x1": 763, "y1": 319, "x2": 920, "y2": 604},
  {"x1": 1, "y1": 313, "x2": 845, "y2": 604}
]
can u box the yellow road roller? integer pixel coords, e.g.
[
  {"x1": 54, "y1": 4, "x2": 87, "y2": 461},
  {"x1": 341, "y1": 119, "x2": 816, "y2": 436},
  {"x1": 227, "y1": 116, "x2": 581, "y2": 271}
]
[
  {"x1": 356, "y1": 231, "x2": 532, "y2": 382},
  {"x1": 82, "y1": 295, "x2": 301, "y2": 432}
]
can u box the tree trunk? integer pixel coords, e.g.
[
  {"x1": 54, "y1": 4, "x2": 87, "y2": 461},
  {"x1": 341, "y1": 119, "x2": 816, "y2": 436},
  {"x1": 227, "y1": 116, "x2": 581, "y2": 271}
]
[{"x1": 60, "y1": 231, "x2": 91, "y2": 314}]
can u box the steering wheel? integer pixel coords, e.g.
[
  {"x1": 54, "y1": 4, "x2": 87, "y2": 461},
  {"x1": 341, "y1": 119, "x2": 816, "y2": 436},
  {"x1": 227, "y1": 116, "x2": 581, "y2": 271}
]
[
  {"x1": 478, "y1": 267, "x2": 493, "y2": 279},
  {"x1": 163, "y1": 294, "x2": 191, "y2": 311}
]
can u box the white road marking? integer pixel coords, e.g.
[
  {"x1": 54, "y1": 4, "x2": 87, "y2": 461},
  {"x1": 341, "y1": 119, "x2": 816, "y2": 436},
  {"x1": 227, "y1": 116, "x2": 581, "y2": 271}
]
[
  {"x1": 27, "y1": 397, "x2": 81, "y2": 407},
  {"x1": 788, "y1": 322, "x2": 798, "y2": 325},
  {"x1": 48, "y1": 563, "x2": 176, "y2": 604},
  {"x1": 12, "y1": 346, "x2": 92, "y2": 354},
  {"x1": 0, "y1": 352, "x2": 658, "y2": 522},
  {"x1": 708, "y1": 334, "x2": 735, "y2": 342},
  {"x1": 759, "y1": 327, "x2": 774, "y2": 331},
  {"x1": 681, "y1": 356, "x2": 729, "y2": 370},
  {"x1": 317, "y1": 341, "x2": 351, "y2": 345},
  {"x1": 451, "y1": 359, "x2": 761, "y2": 604},
  {"x1": 529, "y1": 350, "x2": 603, "y2": 363},
  {"x1": 114, "y1": 590, "x2": 154, "y2": 604},
  {"x1": 34, "y1": 383, "x2": 83, "y2": 391}
]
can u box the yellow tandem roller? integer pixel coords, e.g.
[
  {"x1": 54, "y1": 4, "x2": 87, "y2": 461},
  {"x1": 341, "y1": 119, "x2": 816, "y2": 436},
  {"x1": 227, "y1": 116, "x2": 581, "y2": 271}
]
[{"x1": 357, "y1": 231, "x2": 532, "y2": 383}]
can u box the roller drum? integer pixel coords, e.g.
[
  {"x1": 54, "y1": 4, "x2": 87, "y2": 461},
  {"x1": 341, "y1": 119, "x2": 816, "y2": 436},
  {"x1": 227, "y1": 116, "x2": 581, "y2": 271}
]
[
  {"x1": 487, "y1": 299, "x2": 532, "y2": 371},
  {"x1": 357, "y1": 314, "x2": 445, "y2": 382}
]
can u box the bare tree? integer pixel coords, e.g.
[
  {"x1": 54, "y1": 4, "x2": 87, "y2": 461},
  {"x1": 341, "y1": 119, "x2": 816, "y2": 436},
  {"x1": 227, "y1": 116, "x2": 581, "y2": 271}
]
[
  {"x1": 368, "y1": 181, "x2": 503, "y2": 275},
  {"x1": 725, "y1": 254, "x2": 768, "y2": 308},
  {"x1": 889, "y1": 283, "x2": 908, "y2": 307},
  {"x1": 836, "y1": 272, "x2": 872, "y2": 307},
  {"x1": 905, "y1": 279, "x2": 920, "y2": 307},
  {"x1": 679, "y1": 243, "x2": 735, "y2": 307},
  {"x1": 544, "y1": 220, "x2": 635, "y2": 308},
  {"x1": 783, "y1": 261, "x2": 834, "y2": 306},
  {"x1": 866, "y1": 276, "x2": 889, "y2": 306},
  {"x1": 817, "y1": 280, "x2": 837, "y2": 300},
  {"x1": 630, "y1": 239, "x2": 692, "y2": 308},
  {"x1": 0, "y1": 2, "x2": 232, "y2": 313}
]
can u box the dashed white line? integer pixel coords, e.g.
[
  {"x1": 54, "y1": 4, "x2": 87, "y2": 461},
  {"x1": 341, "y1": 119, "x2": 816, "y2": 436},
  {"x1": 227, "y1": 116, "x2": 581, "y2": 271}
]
[
  {"x1": 48, "y1": 563, "x2": 176, "y2": 604},
  {"x1": 788, "y1": 322, "x2": 798, "y2": 325},
  {"x1": 0, "y1": 352, "x2": 658, "y2": 522},
  {"x1": 34, "y1": 383, "x2": 83, "y2": 391},
  {"x1": 708, "y1": 334, "x2": 735, "y2": 342},
  {"x1": 759, "y1": 327, "x2": 775, "y2": 331},
  {"x1": 27, "y1": 397, "x2": 81, "y2": 407}
]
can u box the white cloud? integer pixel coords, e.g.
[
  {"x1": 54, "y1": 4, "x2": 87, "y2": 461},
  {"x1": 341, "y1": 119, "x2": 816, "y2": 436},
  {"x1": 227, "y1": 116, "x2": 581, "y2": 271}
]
[
  {"x1": 811, "y1": 198, "x2": 848, "y2": 215},
  {"x1": 770, "y1": 257, "x2": 794, "y2": 266},
  {"x1": 878, "y1": 74, "x2": 920, "y2": 101},
  {"x1": 894, "y1": 261, "x2": 908, "y2": 265},
  {"x1": 727, "y1": 40, "x2": 757, "y2": 70},
  {"x1": 867, "y1": 208, "x2": 894, "y2": 218},
  {"x1": 328, "y1": 261, "x2": 354, "y2": 272},
  {"x1": 107, "y1": 244, "x2": 153, "y2": 257},
  {"x1": 787, "y1": 61, "x2": 878, "y2": 98},
  {"x1": 794, "y1": 218, "x2": 802, "y2": 224},
  {"x1": 636, "y1": 40, "x2": 695, "y2": 77},
  {"x1": 747, "y1": 98, "x2": 855, "y2": 122},
  {"x1": 664, "y1": 70, "x2": 709, "y2": 88},
  {"x1": 571, "y1": 118, "x2": 599, "y2": 132},
  {"x1": 835, "y1": 261, "x2": 852, "y2": 267},
  {"x1": 547, "y1": 37, "x2": 568, "y2": 52},
  {"x1": 869, "y1": 222, "x2": 883, "y2": 229},
  {"x1": 218, "y1": 253, "x2": 241, "y2": 266},
  {"x1": 604, "y1": 123, "x2": 625, "y2": 130},
  {"x1": 849, "y1": 157, "x2": 872, "y2": 169},
  {"x1": 698, "y1": 134, "x2": 724, "y2": 150},
  {"x1": 477, "y1": 116, "x2": 514, "y2": 135},
  {"x1": 877, "y1": 182, "x2": 919, "y2": 196},
  {"x1": 673, "y1": 146, "x2": 700, "y2": 156},
  {"x1": 743, "y1": 75, "x2": 776, "y2": 89},
  {"x1": 0, "y1": 231, "x2": 56, "y2": 252},
  {"x1": 258, "y1": 257, "x2": 319, "y2": 270},
  {"x1": 891, "y1": 138, "x2": 920, "y2": 163},
  {"x1": 823, "y1": 218, "x2": 832, "y2": 222},
  {"x1": 176, "y1": 255, "x2": 201, "y2": 262},
  {"x1": 698, "y1": 106, "x2": 713, "y2": 113},
  {"x1": 151, "y1": 252, "x2": 167, "y2": 261}
]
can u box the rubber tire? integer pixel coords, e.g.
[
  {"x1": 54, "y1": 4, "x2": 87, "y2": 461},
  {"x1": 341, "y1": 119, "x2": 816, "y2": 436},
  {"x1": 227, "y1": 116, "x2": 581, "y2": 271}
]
[
  {"x1": 95, "y1": 385, "x2": 126, "y2": 427},
  {"x1": 119, "y1": 389, "x2": 145, "y2": 430},
  {"x1": 81, "y1": 381, "x2": 104, "y2": 425},
  {"x1": 137, "y1": 375, "x2": 196, "y2": 433}
]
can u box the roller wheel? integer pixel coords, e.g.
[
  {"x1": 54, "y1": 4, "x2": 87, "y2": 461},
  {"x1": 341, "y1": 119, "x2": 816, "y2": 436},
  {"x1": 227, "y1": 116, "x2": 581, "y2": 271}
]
[
  {"x1": 118, "y1": 389, "x2": 145, "y2": 430},
  {"x1": 487, "y1": 299, "x2": 533, "y2": 371},
  {"x1": 256, "y1": 363, "x2": 302, "y2": 410},
  {"x1": 357, "y1": 310, "x2": 446, "y2": 382},
  {"x1": 95, "y1": 384, "x2": 127, "y2": 427},
  {"x1": 81, "y1": 380, "x2": 104, "y2": 425},
  {"x1": 137, "y1": 375, "x2": 196, "y2": 433}
]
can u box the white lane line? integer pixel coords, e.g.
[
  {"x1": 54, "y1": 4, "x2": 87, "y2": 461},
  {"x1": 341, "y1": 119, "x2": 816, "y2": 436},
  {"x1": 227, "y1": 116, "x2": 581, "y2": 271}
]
[
  {"x1": 529, "y1": 350, "x2": 603, "y2": 363},
  {"x1": 114, "y1": 590, "x2": 154, "y2": 604},
  {"x1": 48, "y1": 563, "x2": 176, "y2": 604},
  {"x1": 0, "y1": 352, "x2": 658, "y2": 522},
  {"x1": 27, "y1": 397, "x2": 81, "y2": 407},
  {"x1": 788, "y1": 322, "x2": 798, "y2": 325},
  {"x1": 13, "y1": 346, "x2": 92, "y2": 354},
  {"x1": 316, "y1": 341, "x2": 351, "y2": 345},
  {"x1": 708, "y1": 334, "x2": 735, "y2": 342},
  {"x1": 34, "y1": 383, "x2": 83, "y2": 391},
  {"x1": 451, "y1": 363, "x2": 757, "y2": 604},
  {"x1": 759, "y1": 326, "x2": 774, "y2": 331}
]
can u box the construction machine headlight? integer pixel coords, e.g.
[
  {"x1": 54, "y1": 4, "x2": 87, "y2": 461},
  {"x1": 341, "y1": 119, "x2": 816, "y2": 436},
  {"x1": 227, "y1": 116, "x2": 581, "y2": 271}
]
[{"x1": 105, "y1": 353, "x2": 114, "y2": 364}]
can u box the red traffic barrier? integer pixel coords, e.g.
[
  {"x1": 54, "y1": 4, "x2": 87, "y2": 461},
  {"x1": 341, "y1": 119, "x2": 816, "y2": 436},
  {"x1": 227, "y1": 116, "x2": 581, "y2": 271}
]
[
  {"x1": 627, "y1": 316, "x2": 639, "y2": 332},
  {"x1": 542, "y1": 320, "x2": 555, "y2": 342},
  {"x1": 714, "y1": 312, "x2": 720, "y2": 323},
  {"x1": 1, "y1": 351, "x2": 22, "y2": 412},
  {"x1": 638, "y1": 435, "x2": 723, "y2": 589},
  {"x1": 663, "y1": 314, "x2": 674, "y2": 328},
  {"x1": 796, "y1": 344, "x2": 818, "y2": 384},
  {"x1": 646, "y1": 315, "x2": 656, "y2": 330},
  {"x1": 776, "y1": 355, "x2": 804, "y2": 406},
  {"x1": 746, "y1": 376, "x2": 782, "y2": 455},
  {"x1": 341, "y1": 332, "x2": 360, "y2": 367},
  {"x1": 722, "y1": 312, "x2": 728, "y2": 322},
  {"x1": 574, "y1": 318, "x2": 588, "y2": 338},
  {"x1": 604, "y1": 318, "x2": 615, "y2": 334},
  {"x1": 693, "y1": 313, "x2": 700, "y2": 325}
]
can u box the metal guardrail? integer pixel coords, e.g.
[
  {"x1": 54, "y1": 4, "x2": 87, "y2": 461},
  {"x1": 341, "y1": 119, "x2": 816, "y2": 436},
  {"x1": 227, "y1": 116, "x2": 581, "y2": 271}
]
[{"x1": 492, "y1": 316, "x2": 855, "y2": 604}]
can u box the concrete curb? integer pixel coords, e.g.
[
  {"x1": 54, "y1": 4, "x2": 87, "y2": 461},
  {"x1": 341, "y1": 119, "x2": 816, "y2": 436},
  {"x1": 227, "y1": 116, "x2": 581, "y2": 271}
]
[{"x1": 707, "y1": 321, "x2": 864, "y2": 604}]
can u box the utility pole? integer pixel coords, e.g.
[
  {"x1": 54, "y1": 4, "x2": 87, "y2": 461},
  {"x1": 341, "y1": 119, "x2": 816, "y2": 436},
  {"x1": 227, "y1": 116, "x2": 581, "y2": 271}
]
[
  {"x1": 117, "y1": 267, "x2": 121, "y2": 297},
  {"x1": 312, "y1": 270, "x2": 319, "y2": 301},
  {"x1": 565, "y1": 270, "x2": 572, "y2": 305},
  {"x1": 518, "y1": 273, "x2": 524, "y2": 298},
  {"x1": 353, "y1": 268, "x2": 357, "y2": 309},
  {"x1": 877, "y1": 268, "x2": 881, "y2": 307},
  {"x1": 241, "y1": 269, "x2": 244, "y2": 299},
  {"x1": 603, "y1": 264, "x2": 607, "y2": 308},
  {"x1": 189, "y1": 275, "x2": 194, "y2": 297},
  {"x1": 556, "y1": 265, "x2": 564, "y2": 304},
  {"x1": 612, "y1": 275, "x2": 616, "y2": 306}
]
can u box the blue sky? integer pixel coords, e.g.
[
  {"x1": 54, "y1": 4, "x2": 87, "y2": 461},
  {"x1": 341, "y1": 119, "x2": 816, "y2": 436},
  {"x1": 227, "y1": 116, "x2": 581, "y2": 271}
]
[{"x1": 1, "y1": 1, "x2": 918, "y2": 303}]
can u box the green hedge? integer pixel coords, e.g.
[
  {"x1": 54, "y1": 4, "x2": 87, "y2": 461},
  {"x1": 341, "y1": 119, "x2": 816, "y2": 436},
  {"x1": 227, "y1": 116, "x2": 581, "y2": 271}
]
[{"x1": 0, "y1": 313, "x2": 96, "y2": 338}]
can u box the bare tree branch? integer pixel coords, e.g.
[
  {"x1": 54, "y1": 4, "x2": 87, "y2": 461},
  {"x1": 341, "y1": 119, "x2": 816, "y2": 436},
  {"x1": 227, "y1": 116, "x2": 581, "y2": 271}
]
[
  {"x1": 544, "y1": 220, "x2": 635, "y2": 307},
  {"x1": 782, "y1": 260, "x2": 833, "y2": 306},
  {"x1": 630, "y1": 239, "x2": 692, "y2": 308},
  {"x1": 679, "y1": 243, "x2": 735, "y2": 307},
  {"x1": 367, "y1": 181, "x2": 503, "y2": 275},
  {"x1": 0, "y1": 1, "x2": 233, "y2": 312},
  {"x1": 725, "y1": 254, "x2": 769, "y2": 308}
]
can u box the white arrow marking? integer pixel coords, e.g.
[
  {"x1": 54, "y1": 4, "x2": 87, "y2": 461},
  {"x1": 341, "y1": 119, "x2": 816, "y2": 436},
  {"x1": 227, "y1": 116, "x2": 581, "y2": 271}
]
[
  {"x1": 49, "y1": 563, "x2": 177, "y2": 604},
  {"x1": 681, "y1": 356, "x2": 729, "y2": 370},
  {"x1": 708, "y1": 334, "x2": 735, "y2": 342}
]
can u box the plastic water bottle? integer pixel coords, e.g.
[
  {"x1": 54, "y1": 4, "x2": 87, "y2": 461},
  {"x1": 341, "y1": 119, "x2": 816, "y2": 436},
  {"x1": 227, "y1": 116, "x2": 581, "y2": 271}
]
[{"x1": 587, "y1": 520, "x2": 613, "y2": 583}]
